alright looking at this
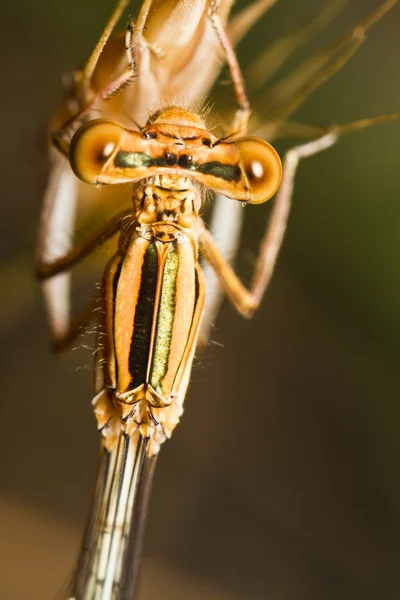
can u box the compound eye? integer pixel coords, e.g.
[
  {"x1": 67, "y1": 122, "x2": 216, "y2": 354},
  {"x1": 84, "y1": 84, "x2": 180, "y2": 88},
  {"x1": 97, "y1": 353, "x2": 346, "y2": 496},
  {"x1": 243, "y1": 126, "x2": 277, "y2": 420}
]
[
  {"x1": 236, "y1": 137, "x2": 282, "y2": 204},
  {"x1": 69, "y1": 119, "x2": 124, "y2": 184}
]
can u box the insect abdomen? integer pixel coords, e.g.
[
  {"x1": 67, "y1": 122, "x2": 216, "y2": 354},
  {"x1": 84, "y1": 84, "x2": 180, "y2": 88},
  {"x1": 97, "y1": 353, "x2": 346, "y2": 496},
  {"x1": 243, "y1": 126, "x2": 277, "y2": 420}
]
[{"x1": 105, "y1": 231, "x2": 204, "y2": 421}]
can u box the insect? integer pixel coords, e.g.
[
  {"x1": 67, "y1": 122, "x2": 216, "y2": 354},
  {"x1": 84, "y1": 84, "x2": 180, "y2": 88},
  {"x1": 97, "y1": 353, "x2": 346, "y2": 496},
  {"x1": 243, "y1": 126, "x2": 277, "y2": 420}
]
[
  {"x1": 36, "y1": 1, "x2": 400, "y2": 598},
  {"x1": 36, "y1": 3, "x2": 284, "y2": 597}
]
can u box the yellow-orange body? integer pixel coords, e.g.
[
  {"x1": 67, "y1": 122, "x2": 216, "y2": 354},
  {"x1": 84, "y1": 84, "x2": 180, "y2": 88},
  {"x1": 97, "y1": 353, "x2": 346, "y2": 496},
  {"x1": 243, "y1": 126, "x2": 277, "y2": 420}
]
[
  {"x1": 56, "y1": 103, "x2": 281, "y2": 597},
  {"x1": 75, "y1": 107, "x2": 281, "y2": 455},
  {"x1": 96, "y1": 172, "x2": 205, "y2": 452}
]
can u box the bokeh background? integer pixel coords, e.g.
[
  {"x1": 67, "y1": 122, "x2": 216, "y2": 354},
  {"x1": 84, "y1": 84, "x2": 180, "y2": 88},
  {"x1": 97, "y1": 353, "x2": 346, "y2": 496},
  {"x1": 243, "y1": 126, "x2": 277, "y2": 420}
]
[{"x1": 1, "y1": 1, "x2": 400, "y2": 599}]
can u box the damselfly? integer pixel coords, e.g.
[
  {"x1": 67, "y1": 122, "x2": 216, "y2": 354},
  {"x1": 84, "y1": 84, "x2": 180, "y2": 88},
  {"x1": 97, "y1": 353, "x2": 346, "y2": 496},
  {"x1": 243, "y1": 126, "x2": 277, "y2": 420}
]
[
  {"x1": 37, "y1": 3, "x2": 283, "y2": 596},
  {"x1": 36, "y1": 1, "x2": 400, "y2": 598}
]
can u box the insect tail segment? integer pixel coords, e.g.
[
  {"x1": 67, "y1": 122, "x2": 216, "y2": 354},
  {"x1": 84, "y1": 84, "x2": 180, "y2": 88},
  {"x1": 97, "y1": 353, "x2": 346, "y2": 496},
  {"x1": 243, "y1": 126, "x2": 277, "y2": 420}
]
[{"x1": 69, "y1": 433, "x2": 156, "y2": 600}]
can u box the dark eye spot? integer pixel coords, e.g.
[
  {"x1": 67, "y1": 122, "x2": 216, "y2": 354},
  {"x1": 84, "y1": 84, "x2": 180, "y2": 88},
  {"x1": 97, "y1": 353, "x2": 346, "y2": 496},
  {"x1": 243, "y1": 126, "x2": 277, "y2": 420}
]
[
  {"x1": 165, "y1": 152, "x2": 177, "y2": 165},
  {"x1": 202, "y1": 137, "x2": 212, "y2": 147},
  {"x1": 178, "y1": 154, "x2": 193, "y2": 168},
  {"x1": 144, "y1": 131, "x2": 157, "y2": 140}
]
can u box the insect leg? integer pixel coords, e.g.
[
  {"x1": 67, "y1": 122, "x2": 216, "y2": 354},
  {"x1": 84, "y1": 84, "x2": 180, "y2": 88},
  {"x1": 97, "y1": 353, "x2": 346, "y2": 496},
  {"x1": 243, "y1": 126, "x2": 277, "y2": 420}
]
[
  {"x1": 199, "y1": 133, "x2": 338, "y2": 318},
  {"x1": 52, "y1": 1, "x2": 136, "y2": 156},
  {"x1": 36, "y1": 209, "x2": 130, "y2": 344},
  {"x1": 200, "y1": 2, "x2": 252, "y2": 341},
  {"x1": 125, "y1": 0, "x2": 155, "y2": 71},
  {"x1": 36, "y1": 209, "x2": 131, "y2": 279},
  {"x1": 81, "y1": 0, "x2": 131, "y2": 90},
  {"x1": 208, "y1": 2, "x2": 251, "y2": 134},
  {"x1": 51, "y1": 64, "x2": 136, "y2": 157}
]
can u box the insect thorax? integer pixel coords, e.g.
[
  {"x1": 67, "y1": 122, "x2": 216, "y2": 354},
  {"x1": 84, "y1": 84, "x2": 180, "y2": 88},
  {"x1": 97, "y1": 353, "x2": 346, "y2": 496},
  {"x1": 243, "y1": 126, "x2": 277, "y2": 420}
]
[{"x1": 133, "y1": 173, "x2": 202, "y2": 238}]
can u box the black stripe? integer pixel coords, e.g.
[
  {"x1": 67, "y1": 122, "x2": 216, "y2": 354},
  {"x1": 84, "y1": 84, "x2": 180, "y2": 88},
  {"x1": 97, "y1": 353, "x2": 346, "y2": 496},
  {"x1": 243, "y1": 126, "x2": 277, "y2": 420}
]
[
  {"x1": 128, "y1": 243, "x2": 158, "y2": 387},
  {"x1": 111, "y1": 259, "x2": 123, "y2": 384},
  {"x1": 194, "y1": 266, "x2": 200, "y2": 305}
]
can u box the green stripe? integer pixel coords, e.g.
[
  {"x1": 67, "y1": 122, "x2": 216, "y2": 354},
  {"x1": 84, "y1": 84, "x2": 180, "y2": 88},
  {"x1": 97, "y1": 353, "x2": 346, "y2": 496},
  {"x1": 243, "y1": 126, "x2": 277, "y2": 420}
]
[
  {"x1": 196, "y1": 161, "x2": 241, "y2": 181},
  {"x1": 150, "y1": 246, "x2": 179, "y2": 394},
  {"x1": 115, "y1": 151, "x2": 241, "y2": 182},
  {"x1": 115, "y1": 151, "x2": 152, "y2": 168}
]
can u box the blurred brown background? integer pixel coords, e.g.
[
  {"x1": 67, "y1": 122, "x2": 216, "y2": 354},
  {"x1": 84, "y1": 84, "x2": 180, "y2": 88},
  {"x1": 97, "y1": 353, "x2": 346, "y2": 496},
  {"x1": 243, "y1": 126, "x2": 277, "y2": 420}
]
[{"x1": 1, "y1": 1, "x2": 400, "y2": 599}]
